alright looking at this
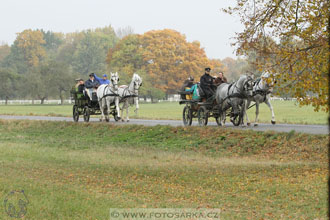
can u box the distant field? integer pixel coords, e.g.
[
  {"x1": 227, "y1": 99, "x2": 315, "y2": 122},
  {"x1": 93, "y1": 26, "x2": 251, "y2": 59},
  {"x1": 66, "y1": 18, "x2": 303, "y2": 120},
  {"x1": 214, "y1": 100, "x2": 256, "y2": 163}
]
[
  {"x1": 0, "y1": 120, "x2": 327, "y2": 219},
  {"x1": 0, "y1": 100, "x2": 327, "y2": 124}
]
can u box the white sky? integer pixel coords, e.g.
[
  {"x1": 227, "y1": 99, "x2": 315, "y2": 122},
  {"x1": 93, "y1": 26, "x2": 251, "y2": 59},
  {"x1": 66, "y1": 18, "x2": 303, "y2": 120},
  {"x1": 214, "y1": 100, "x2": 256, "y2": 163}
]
[{"x1": 0, "y1": 0, "x2": 243, "y2": 59}]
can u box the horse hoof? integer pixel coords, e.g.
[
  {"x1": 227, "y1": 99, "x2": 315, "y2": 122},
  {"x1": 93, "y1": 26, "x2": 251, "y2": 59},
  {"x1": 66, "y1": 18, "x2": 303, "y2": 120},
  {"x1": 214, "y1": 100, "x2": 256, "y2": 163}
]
[
  {"x1": 271, "y1": 120, "x2": 276, "y2": 125},
  {"x1": 247, "y1": 122, "x2": 251, "y2": 126},
  {"x1": 254, "y1": 124, "x2": 258, "y2": 127}
]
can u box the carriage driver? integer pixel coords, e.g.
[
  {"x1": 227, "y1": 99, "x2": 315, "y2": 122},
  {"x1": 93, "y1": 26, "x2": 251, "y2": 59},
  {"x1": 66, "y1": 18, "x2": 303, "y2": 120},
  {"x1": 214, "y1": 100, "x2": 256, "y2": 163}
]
[
  {"x1": 200, "y1": 67, "x2": 216, "y2": 99},
  {"x1": 85, "y1": 73, "x2": 100, "y2": 100}
]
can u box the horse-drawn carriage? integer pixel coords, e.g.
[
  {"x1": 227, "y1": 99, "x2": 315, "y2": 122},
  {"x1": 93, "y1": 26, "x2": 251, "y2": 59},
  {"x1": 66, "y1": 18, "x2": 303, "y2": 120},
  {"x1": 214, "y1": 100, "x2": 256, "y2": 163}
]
[
  {"x1": 70, "y1": 73, "x2": 142, "y2": 123},
  {"x1": 179, "y1": 75, "x2": 254, "y2": 126},
  {"x1": 70, "y1": 87, "x2": 119, "y2": 122}
]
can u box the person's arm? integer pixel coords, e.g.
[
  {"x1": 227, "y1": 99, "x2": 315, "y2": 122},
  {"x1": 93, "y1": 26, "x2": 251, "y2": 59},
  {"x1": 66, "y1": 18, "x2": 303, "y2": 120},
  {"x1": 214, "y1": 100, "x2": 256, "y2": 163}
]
[{"x1": 93, "y1": 74, "x2": 102, "y2": 82}]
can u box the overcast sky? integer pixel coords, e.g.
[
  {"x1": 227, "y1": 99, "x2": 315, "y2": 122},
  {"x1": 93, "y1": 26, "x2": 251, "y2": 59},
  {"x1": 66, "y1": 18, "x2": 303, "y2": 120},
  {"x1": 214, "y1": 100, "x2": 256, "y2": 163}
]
[{"x1": 1, "y1": 0, "x2": 243, "y2": 59}]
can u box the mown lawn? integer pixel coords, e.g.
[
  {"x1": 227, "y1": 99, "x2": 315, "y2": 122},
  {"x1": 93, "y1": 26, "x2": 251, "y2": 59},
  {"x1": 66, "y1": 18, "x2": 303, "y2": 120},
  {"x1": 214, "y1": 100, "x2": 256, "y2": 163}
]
[
  {"x1": 0, "y1": 120, "x2": 327, "y2": 219},
  {"x1": 0, "y1": 99, "x2": 328, "y2": 124}
]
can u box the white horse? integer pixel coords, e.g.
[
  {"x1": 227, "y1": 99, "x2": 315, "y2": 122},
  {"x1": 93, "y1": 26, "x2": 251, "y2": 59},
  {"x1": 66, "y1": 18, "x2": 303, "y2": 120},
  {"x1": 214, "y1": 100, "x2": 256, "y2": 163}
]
[
  {"x1": 244, "y1": 72, "x2": 277, "y2": 126},
  {"x1": 96, "y1": 72, "x2": 120, "y2": 122},
  {"x1": 215, "y1": 75, "x2": 254, "y2": 126},
  {"x1": 118, "y1": 73, "x2": 142, "y2": 122}
]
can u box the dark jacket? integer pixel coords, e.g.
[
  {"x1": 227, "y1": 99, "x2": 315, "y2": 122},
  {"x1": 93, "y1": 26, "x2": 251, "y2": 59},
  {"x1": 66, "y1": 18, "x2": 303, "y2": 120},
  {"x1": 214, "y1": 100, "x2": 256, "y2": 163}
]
[
  {"x1": 84, "y1": 79, "x2": 100, "y2": 89},
  {"x1": 200, "y1": 73, "x2": 214, "y2": 88}
]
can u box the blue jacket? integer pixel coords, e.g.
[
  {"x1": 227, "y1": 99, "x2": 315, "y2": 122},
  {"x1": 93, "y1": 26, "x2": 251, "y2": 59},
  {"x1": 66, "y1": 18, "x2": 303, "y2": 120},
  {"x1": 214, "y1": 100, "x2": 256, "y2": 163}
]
[{"x1": 94, "y1": 74, "x2": 110, "y2": 85}]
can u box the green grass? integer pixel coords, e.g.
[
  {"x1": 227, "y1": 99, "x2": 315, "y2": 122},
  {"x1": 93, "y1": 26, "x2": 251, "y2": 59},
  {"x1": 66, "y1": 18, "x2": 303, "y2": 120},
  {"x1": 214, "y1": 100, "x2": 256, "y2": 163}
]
[
  {"x1": 0, "y1": 100, "x2": 328, "y2": 124},
  {"x1": 0, "y1": 120, "x2": 327, "y2": 219}
]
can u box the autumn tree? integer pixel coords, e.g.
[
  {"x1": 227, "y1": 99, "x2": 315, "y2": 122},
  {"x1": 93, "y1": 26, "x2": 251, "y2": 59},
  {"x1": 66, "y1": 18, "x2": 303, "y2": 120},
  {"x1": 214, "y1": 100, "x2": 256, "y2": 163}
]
[
  {"x1": 140, "y1": 29, "x2": 210, "y2": 93},
  {"x1": 107, "y1": 34, "x2": 144, "y2": 84},
  {"x1": 224, "y1": 0, "x2": 329, "y2": 111},
  {"x1": 14, "y1": 29, "x2": 46, "y2": 67}
]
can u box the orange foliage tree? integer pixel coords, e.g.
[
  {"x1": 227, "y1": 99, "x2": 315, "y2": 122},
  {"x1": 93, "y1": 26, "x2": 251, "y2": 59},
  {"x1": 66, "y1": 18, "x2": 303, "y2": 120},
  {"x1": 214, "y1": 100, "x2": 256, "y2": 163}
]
[
  {"x1": 140, "y1": 29, "x2": 210, "y2": 93},
  {"x1": 15, "y1": 29, "x2": 46, "y2": 67},
  {"x1": 224, "y1": 0, "x2": 329, "y2": 112},
  {"x1": 107, "y1": 29, "x2": 211, "y2": 94}
]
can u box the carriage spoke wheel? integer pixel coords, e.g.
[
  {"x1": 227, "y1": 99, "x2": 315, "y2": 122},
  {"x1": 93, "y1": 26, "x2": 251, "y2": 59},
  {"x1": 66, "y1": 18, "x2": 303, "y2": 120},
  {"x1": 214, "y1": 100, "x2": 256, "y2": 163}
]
[
  {"x1": 73, "y1": 105, "x2": 79, "y2": 122},
  {"x1": 83, "y1": 106, "x2": 90, "y2": 122},
  {"x1": 183, "y1": 106, "x2": 192, "y2": 126},
  {"x1": 231, "y1": 105, "x2": 243, "y2": 126},
  {"x1": 197, "y1": 106, "x2": 208, "y2": 126}
]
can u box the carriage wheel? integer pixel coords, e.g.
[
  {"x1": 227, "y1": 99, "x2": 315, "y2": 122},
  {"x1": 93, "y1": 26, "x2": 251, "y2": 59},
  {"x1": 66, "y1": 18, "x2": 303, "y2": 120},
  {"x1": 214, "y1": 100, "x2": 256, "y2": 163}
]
[
  {"x1": 197, "y1": 106, "x2": 208, "y2": 126},
  {"x1": 183, "y1": 106, "x2": 192, "y2": 126},
  {"x1": 231, "y1": 105, "x2": 243, "y2": 126},
  {"x1": 83, "y1": 106, "x2": 90, "y2": 122},
  {"x1": 73, "y1": 105, "x2": 79, "y2": 122}
]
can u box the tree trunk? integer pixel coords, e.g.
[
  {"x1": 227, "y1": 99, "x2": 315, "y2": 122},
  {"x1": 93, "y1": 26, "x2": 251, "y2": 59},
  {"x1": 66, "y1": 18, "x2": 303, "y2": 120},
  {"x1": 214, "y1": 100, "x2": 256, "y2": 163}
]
[
  {"x1": 5, "y1": 96, "x2": 8, "y2": 105},
  {"x1": 40, "y1": 97, "x2": 46, "y2": 104},
  {"x1": 59, "y1": 90, "x2": 64, "y2": 105},
  {"x1": 32, "y1": 99, "x2": 34, "y2": 105}
]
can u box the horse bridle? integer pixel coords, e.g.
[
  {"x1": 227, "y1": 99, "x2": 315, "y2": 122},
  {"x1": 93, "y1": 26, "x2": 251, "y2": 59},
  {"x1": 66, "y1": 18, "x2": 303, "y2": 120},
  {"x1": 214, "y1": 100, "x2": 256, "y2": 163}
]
[{"x1": 102, "y1": 76, "x2": 119, "y2": 98}]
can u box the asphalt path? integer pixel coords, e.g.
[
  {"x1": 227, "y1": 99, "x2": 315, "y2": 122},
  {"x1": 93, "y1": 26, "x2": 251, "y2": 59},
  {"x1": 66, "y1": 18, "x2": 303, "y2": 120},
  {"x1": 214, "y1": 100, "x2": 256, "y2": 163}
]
[{"x1": 0, "y1": 115, "x2": 328, "y2": 135}]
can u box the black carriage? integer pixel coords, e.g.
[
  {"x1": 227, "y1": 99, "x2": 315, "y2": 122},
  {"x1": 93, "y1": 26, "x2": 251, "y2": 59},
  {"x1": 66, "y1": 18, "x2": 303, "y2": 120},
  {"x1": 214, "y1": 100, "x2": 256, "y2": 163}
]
[
  {"x1": 70, "y1": 87, "x2": 119, "y2": 122},
  {"x1": 179, "y1": 88, "x2": 244, "y2": 127}
]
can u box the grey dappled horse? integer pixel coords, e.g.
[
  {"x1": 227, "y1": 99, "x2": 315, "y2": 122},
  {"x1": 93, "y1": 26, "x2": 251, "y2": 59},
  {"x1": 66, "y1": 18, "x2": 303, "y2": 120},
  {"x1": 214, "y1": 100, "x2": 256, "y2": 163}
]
[
  {"x1": 96, "y1": 72, "x2": 120, "y2": 122},
  {"x1": 118, "y1": 73, "x2": 143, "y2": 122},
  {"x1": 215, "y1": 75, "x2": 254, "y2": 126},
  {"x1": 244, "y1": 72, "x2": 277, "y2": 126}
]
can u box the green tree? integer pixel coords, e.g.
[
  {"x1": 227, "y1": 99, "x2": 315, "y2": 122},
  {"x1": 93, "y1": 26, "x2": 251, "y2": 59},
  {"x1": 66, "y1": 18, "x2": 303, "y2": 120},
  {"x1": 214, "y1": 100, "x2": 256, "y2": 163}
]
[
  {"x1": 0, "y1": 44, "x2": 10, "y2": 63},
  {"x1": 73, "y1": 27, "x2": 118, "y2": 75},
  {"x1": 0, "y1": 68, "x2": 19, "y2": 104}
]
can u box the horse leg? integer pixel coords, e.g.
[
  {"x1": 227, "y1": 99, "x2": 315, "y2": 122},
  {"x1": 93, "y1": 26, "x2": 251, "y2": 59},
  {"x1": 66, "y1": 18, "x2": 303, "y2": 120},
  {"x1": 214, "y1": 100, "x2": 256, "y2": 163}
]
[
  {"x1": 105, "y1": 97, "x2": 110, "y2": 122},
  {"x1": 120, "y1": 102, "x2": 125, "y2": 122},
  {"x1": 265, "y1": 98, "x2": 276, "y2": 124},
  {"x1": 240, "y1": 100, "x2": 246, "y2": 127},
  {"x1": 99, "y1": 99, "x2": 105, "y2": 122},
  {"x1": 115, "y1": 96, "x2": 121, "y2": 120},
  {"x1": 126, "y1": 101, "x2": 130, "y2": 122},
  {"x1": 134, "y1": 97, "x2": 139, "y2": 115},
  {"x1": 245, "y1": 100, "x2": 251, "y2": 126},
  {"x1": 254, "y1": 102, "x2": 259, "y2": 126}
]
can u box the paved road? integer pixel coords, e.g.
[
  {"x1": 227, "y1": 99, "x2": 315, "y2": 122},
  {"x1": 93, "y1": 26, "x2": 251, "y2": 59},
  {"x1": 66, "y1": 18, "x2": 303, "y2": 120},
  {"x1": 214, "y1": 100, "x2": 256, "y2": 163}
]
[{"x1": 0, "y1": 115, "x2": 328, "y2": 135}]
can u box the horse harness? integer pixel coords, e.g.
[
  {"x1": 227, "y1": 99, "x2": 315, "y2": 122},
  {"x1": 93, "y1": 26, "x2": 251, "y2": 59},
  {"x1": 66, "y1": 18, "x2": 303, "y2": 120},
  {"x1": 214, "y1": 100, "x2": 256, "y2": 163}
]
[
  {"x1": 100, "y1": 84, "x2": 119, "y2": 101},
  {"x1": 252, "y1": 78, "x2": 272, "y2": 102}
]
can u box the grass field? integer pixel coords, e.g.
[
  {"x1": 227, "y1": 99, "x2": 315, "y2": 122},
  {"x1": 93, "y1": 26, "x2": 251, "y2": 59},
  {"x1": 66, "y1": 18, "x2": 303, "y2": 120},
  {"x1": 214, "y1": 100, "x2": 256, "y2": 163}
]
[
  {"x1": 0, "y1": 100, "x2": 328, "y2": 124},
  {"x1": 0, "y1": 120, "x2": 327, "y2": 219}
]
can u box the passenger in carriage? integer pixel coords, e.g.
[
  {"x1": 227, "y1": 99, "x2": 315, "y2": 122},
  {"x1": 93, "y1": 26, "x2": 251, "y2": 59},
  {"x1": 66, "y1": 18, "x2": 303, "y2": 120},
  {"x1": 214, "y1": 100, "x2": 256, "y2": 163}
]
[
  {"x1": 213, "y1": 71, "x2": 228, "y2": 86},
  {"x1": 85, "y1": 73, "x2": 100, "y2": 100},
  {"x1": 74, "y1": 78, "x2": 86, "y2": 99},
  {"x1": 180, "y1": 76, "x2": 194, "y2": 91},
  {"x1": 200, "y1": 67, "x2": 216, "y2": 99},
  {"x1": 93, "y1": 73, "x2": 110, "y2": 85}
]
